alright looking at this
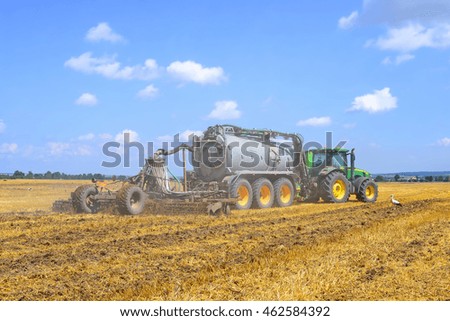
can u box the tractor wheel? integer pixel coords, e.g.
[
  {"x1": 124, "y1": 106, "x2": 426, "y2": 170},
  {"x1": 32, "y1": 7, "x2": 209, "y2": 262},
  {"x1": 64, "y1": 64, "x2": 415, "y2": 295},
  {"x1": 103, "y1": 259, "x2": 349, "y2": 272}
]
[
  {"x1": 73, "y1": 185, "x2": 98, "y2": 213},
  {"x1": 252, "y1": 178, "x2": 274, "y2": 209},
  {"x1": 357, "y1": 180, "x2": 378, "y2": 203},
  {"x1": 320, "y1": 172, "x2": 350, "y2": 203},
  {"x1": 116, "y1": 183, "x2": 146, "y2": 215},
  {"x1": 230, "y1": 178, "x2": 253, "y2": 210},
  {"x1": 273, "y1": 178, "x2": 294, "y2": 207}
]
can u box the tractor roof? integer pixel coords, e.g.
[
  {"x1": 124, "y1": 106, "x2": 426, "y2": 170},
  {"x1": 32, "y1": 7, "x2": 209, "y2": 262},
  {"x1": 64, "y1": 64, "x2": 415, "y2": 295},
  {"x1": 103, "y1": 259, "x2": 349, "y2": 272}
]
[{"x1": 310, "y1": 148, "x2": 349, "y2": 153}]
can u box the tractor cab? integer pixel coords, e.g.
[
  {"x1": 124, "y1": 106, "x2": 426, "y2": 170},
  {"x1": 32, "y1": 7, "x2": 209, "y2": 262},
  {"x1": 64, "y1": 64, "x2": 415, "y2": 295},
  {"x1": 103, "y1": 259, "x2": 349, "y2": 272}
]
[{"x1": 306, "y1": 148, "x2": 370, "y2": 180}]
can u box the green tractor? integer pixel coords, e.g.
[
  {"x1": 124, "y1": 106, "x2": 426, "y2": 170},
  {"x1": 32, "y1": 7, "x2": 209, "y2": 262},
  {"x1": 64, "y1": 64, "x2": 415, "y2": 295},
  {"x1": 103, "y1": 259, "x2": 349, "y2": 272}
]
[{"x1": 303, "y1": 148, "x2": 378, "y2": 203}]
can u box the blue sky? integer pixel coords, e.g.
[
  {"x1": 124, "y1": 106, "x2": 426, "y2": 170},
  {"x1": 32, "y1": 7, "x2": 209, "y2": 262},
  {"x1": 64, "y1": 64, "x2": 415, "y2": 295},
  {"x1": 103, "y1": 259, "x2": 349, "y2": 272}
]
[{"x1": 1, "y1": 0, "x2": 450, "y2": 175}]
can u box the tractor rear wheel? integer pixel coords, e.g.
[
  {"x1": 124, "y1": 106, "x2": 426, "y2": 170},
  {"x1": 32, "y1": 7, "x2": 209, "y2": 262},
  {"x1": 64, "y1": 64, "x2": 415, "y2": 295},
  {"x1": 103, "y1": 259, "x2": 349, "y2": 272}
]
[
  {"x1": 252, "y1": 178, "x2": 274, "y2": 209},
  {"x1": 230, "y1": 178, "x2": 253, "y2": 210},
  {"x1": 273, "y1": 178, "x2": 294, "y2": 207},
  {"x1": 320, "y1": 172, "x2": 350, "y2": 203},
  {"x1": 73, "y1": 185, "x2": 98, "y2": 213},
  {"x1": 116, "y1": 183, "x2": 146, "y2": 215},
  {"x1": 357, "y1": 180, "x2": 378, "y2": 202}
]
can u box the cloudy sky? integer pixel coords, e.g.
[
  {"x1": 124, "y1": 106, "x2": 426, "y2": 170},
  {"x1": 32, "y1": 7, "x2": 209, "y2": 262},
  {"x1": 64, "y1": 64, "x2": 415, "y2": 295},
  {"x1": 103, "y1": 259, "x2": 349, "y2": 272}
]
[{"x1": 1, "y1": 0, "x2": 450, "y2": 175}]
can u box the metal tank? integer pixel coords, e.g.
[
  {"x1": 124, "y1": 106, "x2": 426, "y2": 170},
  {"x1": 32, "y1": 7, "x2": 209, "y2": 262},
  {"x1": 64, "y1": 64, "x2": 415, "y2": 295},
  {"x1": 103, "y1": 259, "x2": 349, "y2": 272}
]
[{"x1": 191, "y1": 124, "x2": 304, "y2": 182}]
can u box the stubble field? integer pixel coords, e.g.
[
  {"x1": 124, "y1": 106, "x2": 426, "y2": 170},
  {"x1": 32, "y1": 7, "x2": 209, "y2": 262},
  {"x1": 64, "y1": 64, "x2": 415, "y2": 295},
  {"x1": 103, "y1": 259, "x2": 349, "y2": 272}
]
[{"x1": 0, "y1": 179, "x2": 449, "y2": 300}]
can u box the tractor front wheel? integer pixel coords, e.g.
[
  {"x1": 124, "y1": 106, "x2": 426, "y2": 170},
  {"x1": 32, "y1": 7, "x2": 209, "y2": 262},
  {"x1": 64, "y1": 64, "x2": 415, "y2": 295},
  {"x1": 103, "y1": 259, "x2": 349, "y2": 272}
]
[
  {"x1": 357, "y1": 180, "x2": 378, "y2": 203},
  {"x1": 320, "y1": 172, "x2": 350, "y2": 203}
]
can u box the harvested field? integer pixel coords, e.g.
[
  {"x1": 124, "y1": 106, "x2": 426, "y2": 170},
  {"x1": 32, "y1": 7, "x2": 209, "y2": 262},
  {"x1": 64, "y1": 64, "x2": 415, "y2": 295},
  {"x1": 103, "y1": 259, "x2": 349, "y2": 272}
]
[{"x1": 0, "y1": 180, "x2": 449, "y2": 300}]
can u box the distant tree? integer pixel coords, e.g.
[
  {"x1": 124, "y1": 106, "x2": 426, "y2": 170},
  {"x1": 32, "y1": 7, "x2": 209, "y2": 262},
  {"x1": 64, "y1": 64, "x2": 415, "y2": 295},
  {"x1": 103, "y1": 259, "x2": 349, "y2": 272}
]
[
  {"x1": 44, "y1": 171, "x2": 52, "y2": 179},
  {"x1": 33, "y1": 173, "x2": 43, "y2": 179},
  {"x1": 13, "y1": 170, "x2": 25, "y2": 178},
  {"x1": 445, "y1": 176, "x2": 450, "y2": 182},
  {"x1": 375, "y1": 175, "x2": 385, "y2": 182},
  {"x1": 394, "y1": 174, "x2": 400, "y2": 182},
  {"x1": 25, "y1": 171, "x2": 33, "y2": 179},
  {"x1": 52, "y1": 171, "x2": 62, "y2": 179},
  {"x1": 424, "y1": 176, "x2": 433, "y2": 182},
  {"x1": 436, "y1": 176, "x2": 444, "y2": 182},
  {"x1": 93, "y1": 173, "x2": 104, "y2": 180}
]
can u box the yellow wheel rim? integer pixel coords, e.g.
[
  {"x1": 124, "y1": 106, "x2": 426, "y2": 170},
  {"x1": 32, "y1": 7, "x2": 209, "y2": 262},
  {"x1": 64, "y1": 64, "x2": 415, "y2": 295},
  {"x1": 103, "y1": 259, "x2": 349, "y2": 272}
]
[
  {"x1": 332, "y1": 179, "x2": 346, "y2": 200},
  {"x1": 237, "y1": 185, "x2": 250, "y2": 207},
  {"x1": 365, "y1": 185, "x2": 375, "y2": 199},
  {"x1": 280, "y1": 184, "x2": 292, "y2": 204},
  {"x1": 260, "y1": 185, "x2": 271, "y2": 206}
]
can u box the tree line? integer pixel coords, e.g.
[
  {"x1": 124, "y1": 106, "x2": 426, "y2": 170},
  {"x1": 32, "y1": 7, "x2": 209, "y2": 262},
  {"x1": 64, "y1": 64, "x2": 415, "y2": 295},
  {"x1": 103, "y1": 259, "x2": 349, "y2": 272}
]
[
  {"x1": 2, "y1": 170, "x2": 128, "y2": 181},
  {"x1": 375, "y1": 175, "x2": 450, "y2": 182}
]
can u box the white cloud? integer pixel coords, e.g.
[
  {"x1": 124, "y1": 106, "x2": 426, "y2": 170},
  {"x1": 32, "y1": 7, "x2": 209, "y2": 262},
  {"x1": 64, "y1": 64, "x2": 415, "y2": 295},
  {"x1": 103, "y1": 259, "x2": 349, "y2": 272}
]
[
  {"x1": 47, "y1": 142, "x2": 92, "y2": 156},
  {"x1": 86, "y1": 22, "x2": 124, "y2": 43},
  {"x1": 65, "y1": 52, "x2": 159, "y2": 80},
  {"x1": 75, "y1": 93, "x2": 98, "y2": 106},
  {"x1": 180, "y1": 130, "x2": 203, "y2": 141},
  {"x1": 368, "y1": 23, "x2": 450, "y2": 52},
  {"x1": 115, "y1": 129, "x2": 139, "y2": 144},
  {"x1": 297, "y1": 116, "x2": 331, "y2": 127},
  {"x1": 207, "y1": 100, "x2": 241, "y2": 120},
  {"x1": 382, "y1": 53, "x2": 415, "y2": 65},
  {"x1": 78, "y1": 133, "x2": 95, "y2": 141},
  {"x1": 48, "y1": 142, "x2": 70, "y2": 156},
  {"x1": 349, "y1": 87, "x2": 398, "y2": 113},
  {"x1": 167, "y1": 60, "x2": 226, "y2": 85},
  {"x1": 360, "y1": 1, "x2": 450, "y2": 63},
  {"x1": 99, "y1": 133, "x2": 113, "y2": 140},
  {"x1": 0, "y1": 119, "x2": 5, "y2": 133},
  {"x1": 437, "y1": 137, "x2": 450, "y2": 146},
  {"x1": 0, "y1": 143, "x2": 18, "y2": 153},
  {"x1": 137, "y1": 84, "x2": 159, "y2": 99},
  {"x1": 158, "y1": 129, "x2": 203, "y2": 144},
  {"x1": 74, "y1": 145, "x2": 92, "y2": 156},
  {"x1": 338, "y1": 11, "x2": 359, "y2": 29}
]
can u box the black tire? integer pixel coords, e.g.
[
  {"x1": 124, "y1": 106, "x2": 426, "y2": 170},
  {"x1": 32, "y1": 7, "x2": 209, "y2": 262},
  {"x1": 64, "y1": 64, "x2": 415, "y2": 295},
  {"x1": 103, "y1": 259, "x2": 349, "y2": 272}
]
[
  {"x1": 116, "y1": 183, "x2": 146, "y2": 215},
  {"x1": 230, "y1": 178, "x2": 253, "y2": 210},
  {"x1": 273, "y1": 178, "x2": 294, "y2": 207},
  {"x1": 73, "y1": 185, "x2": 98, "y2": 213},
  {"x1": 252, "y1": 178, "x2": 274, "y2": 209},
  {"x1": 320, "y1": 172, "x2": 350, "y2": 203},
  {"x1": 356, "y1": 180, "x2": 378, "y2": 203}
]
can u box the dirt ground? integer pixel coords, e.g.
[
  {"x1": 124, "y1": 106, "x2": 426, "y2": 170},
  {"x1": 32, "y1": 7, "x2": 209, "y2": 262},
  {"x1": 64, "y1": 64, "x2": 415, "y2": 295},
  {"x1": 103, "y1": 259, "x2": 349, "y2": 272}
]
[{"x1": 0, "y1": 180, "x2": 449, "y2": 300}]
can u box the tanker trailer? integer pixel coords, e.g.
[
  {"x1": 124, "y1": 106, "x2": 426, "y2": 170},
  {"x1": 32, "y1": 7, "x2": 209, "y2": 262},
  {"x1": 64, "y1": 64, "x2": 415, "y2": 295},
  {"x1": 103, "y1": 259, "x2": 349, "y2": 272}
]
[{"x1": 189, "y1": 124, "x2": 310, "y2": 209}]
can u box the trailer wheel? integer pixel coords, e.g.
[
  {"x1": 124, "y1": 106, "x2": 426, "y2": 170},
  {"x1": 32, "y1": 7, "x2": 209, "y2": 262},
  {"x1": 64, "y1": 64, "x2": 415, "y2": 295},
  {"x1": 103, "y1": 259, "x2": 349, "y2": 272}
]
[
  {"x1": 230, "y1": 178, "x2": 253, "y2": 210},
  {"x1": 73, "y1": 185, "x2": 98, "y2": 213},
  {"x1": 356, "y1": 180, "x2": 378, "y2": 203},
  {"x1": 252, "y1": 178, "x2": 274, "y2": 209},
  {"x1": 320, "y1": 172, "x2": 350, "y2": 203},
  {"x1": 116, "y1": 183, "x2": 146, "y2": 215},
  {"x1": 274, "y1": 178, "x2": 294, "y2": 207}
]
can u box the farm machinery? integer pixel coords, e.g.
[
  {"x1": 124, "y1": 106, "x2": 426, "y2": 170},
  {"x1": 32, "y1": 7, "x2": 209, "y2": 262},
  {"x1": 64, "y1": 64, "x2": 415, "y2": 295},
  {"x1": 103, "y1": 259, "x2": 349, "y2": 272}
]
[{"x1": 52, "y1": 124, "x2": 378, "y2": 215}]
